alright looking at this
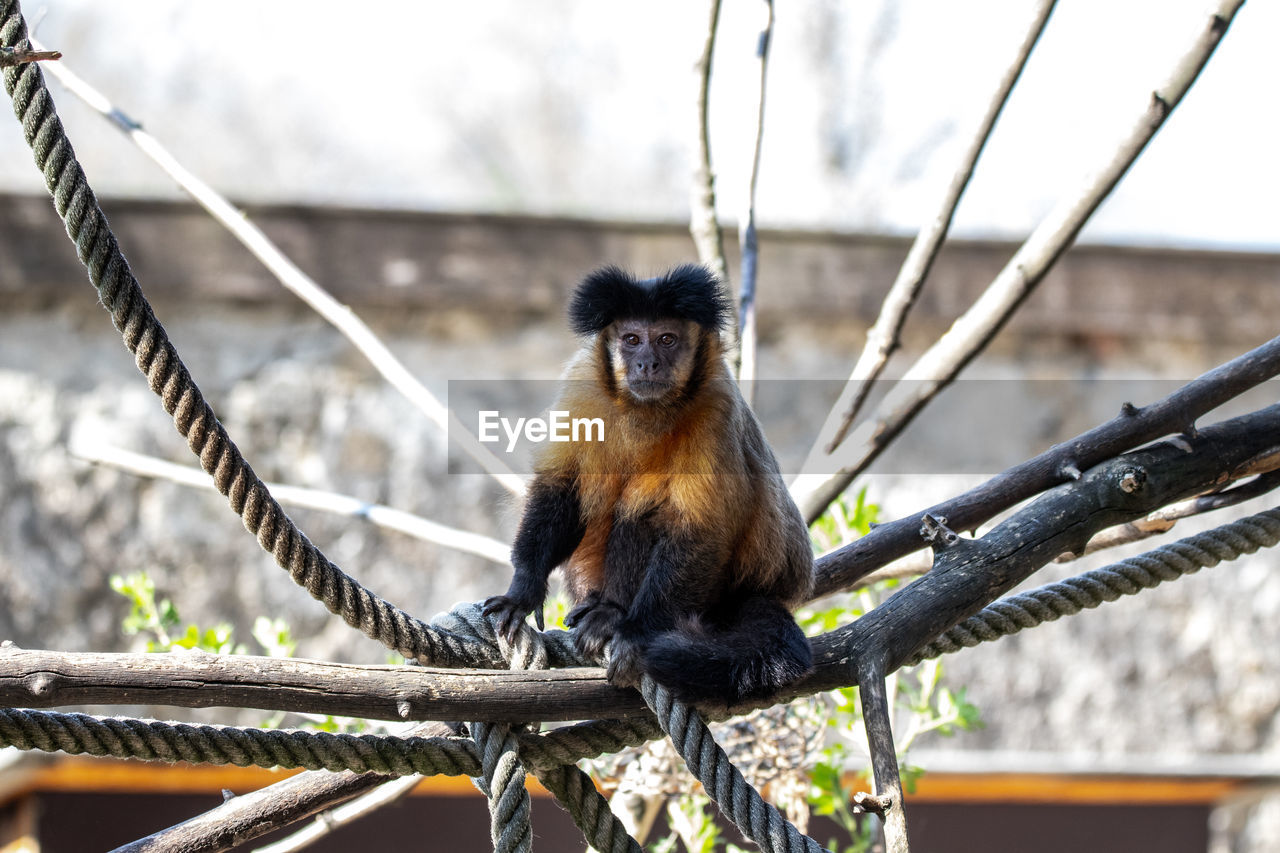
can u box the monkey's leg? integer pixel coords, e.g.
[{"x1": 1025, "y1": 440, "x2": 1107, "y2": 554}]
[
  {"x1": 607, "y1": 530, "x2": 722, "y2": 687},
  {"x1": 566, "y1": 512, "x2": 656, "y2": 658}
]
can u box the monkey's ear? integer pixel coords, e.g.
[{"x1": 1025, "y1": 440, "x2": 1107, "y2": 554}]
[{"x1": 569, "y1": 265, "x2": 639, "y2": 336}]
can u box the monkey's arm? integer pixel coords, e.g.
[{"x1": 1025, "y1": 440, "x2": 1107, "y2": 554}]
[{"x1": 484, "y1": 476, "x2": 585, "y2": 639}]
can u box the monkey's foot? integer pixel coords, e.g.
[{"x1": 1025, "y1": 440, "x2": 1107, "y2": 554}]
[
  {"x1": 605, "y1": 636, "x2": 644, "y2": 689},
  {"x1": 566, "y1": 595, "x2": 625, "y2": 660}
]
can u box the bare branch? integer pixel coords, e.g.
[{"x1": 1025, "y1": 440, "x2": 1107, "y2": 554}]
[
  {"x1": 72, "y1": 441, "x2": 512, "y2": 566},
  {"x1": 0, "y1": 645, "x2": 648, "y2": 723},
  {"x1": 810, "y1": 333, "x2": 1280, "y2": 595},
  {"x1": 690, "y1": 0, "x2": 732, "y2": 300},
  {"x1": 818, "y1": 0, "x2": 1058, "y2": 453},
  {"x1": 848, "y1": 469, "x2": 1280, "y2": 588},
  {"x1": 107, "y1": 722, "x2": 457, "y2": 853},
  {"x1": 5, "y1": 405, "x2": 1277, "y2": 726},
  {"x1": 1058, "y1": 470, "x2": 1280, "y2": 560},
  {"x1": 32, "y1": 41, "x2": 526, "y2": 498},
  {"x1": 795, "y1": 0, "x2": 1246, "y2": 521},
  {"x1": 0, "y1": 44, "x2": 58, "y2": 66},
  {"x1": 823, "y1": 403, "x2": 1280, "y2": 679},
  {"x1": 858, "y1": 658, "x2": 910, "y2": 853},
  {"x1": 735, "y1": 0, "x2": 774, "y2": 404},
  {"x1": 253, "y1": 775, "x2": 421, "y2": 853}
]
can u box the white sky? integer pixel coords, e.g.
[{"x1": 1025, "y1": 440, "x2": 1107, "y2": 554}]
[{"x1": 0, "y1": 0, "x2": 1274, "y2": 250}]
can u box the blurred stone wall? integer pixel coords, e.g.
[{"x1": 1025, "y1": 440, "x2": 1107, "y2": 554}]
[{"x1": 0, "y1": 197, "x2": 1277, "y2": 846}]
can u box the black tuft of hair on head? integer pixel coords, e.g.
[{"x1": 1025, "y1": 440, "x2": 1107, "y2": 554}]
[{"x1": 568, "y1": 264, "x2": 730, "y2": 336}]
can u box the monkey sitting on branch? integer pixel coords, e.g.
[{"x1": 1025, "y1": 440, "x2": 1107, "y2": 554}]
[{"x1": 485, "y1": 265, "x2": 814, "y2": 705}]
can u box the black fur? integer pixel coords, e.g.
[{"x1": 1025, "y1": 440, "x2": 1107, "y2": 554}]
[
  {"x1": 569, "y1": 264, "x2": 730, "y2": 336},
  {"x1": 484, "y1": 478, "x2": 585, "y2": 635},
  {"x1": 642, "y1": 596, "x2": 813, "y2": 705},
  {"x1": 511, "y1": 477, "x2": 586, "y2": 577}
]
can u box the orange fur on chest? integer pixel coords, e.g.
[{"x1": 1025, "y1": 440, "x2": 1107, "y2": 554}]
[{"x1": 541, "y1": 358, "x2": 743, "y2": 600}]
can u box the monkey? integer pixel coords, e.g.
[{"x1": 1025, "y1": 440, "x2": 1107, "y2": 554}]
[{"x1": 483, "y1": 264, "x2": 813, "y2": 705}]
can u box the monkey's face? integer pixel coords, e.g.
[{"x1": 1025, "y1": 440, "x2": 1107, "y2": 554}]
[{"x1": 609, "y1": 318, "x2": 699, "y2": 403}]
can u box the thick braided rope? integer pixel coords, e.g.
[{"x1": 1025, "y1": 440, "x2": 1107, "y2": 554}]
[
  {"x1": 0, "y1": 707, "x2": 481, "y2": 776},
  {"x1": 641, "y1": 677, "x2": 829, "y2": 853},
  {"x1": 468, "y1": 610, "x2": 644, "y2": 853},
  {"x1": 472, "y1": 721, "x2": 534, "y2": 853},
  {"x1": 533, "y1": 764, "x2": 644, "y2": 853},
  {"x1": 909, "y1": 507, "x2": 1280, "y2": 664},
  {"x1": 519, "y1": 718, "x2": 663, "y2": 770},
  {"x1": 0, "y1": 0, "x2": 525, "y2": 672},
  {"x1": 0, "y1": 702, "x2": 665, "y2": 778},
  {"x1": 469, "y1": 621, "x2": 546, "y2": 853}
]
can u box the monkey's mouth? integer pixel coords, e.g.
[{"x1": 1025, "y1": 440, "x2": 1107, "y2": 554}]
[{"x1": 627, "y1": 379, "x2": 674, "y2": 401}]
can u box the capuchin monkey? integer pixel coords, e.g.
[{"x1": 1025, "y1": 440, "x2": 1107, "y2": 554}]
[{"x1": 484, "y1": 264, "x2": 813, "y2": 705}]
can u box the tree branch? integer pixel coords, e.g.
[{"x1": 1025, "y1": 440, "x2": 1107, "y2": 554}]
[
  {"x1": 735, "y1": 0, "x2": 774, "y2": 404},
  {"x1": 858, "y1": 657, "x2": 910, "y2": 853},
  {"x1": 0, "y1": 645, "x2": 647, "y2": 724},
  {"x1": 72, "y1": 441, "x2": 511, "y2": 566},
  {"x1": 106, "y1": 723, "x2": 457, "y2": 853},
  {"x1": 818, "y1": 0, "x2": 1057, "y2": 453},
  {"x1": 0, "y1": 44, "x2": 57, "y2": 66},
  {"x1": 5, "y1": 402, "x2": 1277, "y2": 725},
  {"x1": 1058, "y1": 469, "x2": 1280, "y2": 560},
  {"x1": 33, "y1": 41, "x2": 526, "y2": 498},
  {"x1": 795, "y1": 0, "x2": 1246, "y2": 521},
  {"x1": 823, "y1": 402, "x2": 1280, "y2": 679},
  {"x1": 810, "y1": 332, "x2": 1280, "y2": 596},
  {"x1": 252, "y1": 775, "x2": 422, "y2": 853},
  {"x1": 690, "y1": 0, "x2": 732, "y2": 308}
]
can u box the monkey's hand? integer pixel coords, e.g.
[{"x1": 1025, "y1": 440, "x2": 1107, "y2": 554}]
[
  {"x1": 565, "y1": 593, "x2": 625, "y2": 661},
  {"x1": 482, "y1": 595, "x2": 537, "y2": 641},
  {"x1": 482, "y1": 576, "x2": 547, "y2": 641}
]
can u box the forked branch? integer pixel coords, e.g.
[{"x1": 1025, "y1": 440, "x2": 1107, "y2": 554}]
[
  {"x1": 819, "y1": 0, "x2": 1058, "y2": 452},
  {"x1": 796, "y1": 0, "x2": 1246, "y2": 522}
]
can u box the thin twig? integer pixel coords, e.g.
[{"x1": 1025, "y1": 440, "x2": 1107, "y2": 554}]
[
  {"x1": 794, "y1": 0, "x2": 1245, "y2": 522},
  {"x1": 690, "y1": 0, "x2": 729, "y2": 285},
  {"x1": 33, "y1": 41, "x2": 526, "y2": 498},
  {"x1": 252, "y1": 775, "x2": 422, "y2": 853},
  {"x1": 690, "y1": 0, "x2": 734, "y2": 329},
  {"x1": 71, "y1": 441, "x2": 511, "y2": 566},
  {"x1": 107, "y1": 722, "x2": 457, "y2": 853},
  {"x1": 0, "y1": 43, "x2": 57, "y2": 66},
  {"x1": 735, "y1": 0, "x2": 774, "y2": 405},
  {"x1": 819, "y1": 0, "x2": 1058, "y2": 452}
]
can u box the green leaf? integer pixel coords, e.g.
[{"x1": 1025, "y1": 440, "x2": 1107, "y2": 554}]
[{"x1": 252, "y1": 617, "x2": 297, "y2": 658}]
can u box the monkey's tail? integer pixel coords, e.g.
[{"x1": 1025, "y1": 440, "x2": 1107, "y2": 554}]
[{"x1": 642, "y1": 596, "x2": 812, "y2": 706}]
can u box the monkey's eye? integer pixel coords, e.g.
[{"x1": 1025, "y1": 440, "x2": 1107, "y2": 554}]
[
  {"x1": 621, "y1": 333, "x2": 642, "y2": 346},
  {"x1": 657, "y1": 333, "x2": 677, "y2": 347}
]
